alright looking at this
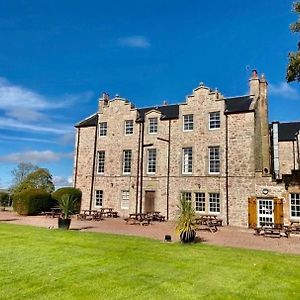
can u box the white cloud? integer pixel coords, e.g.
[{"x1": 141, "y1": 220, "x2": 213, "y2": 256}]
[
  {"x1": 0, "y1": 117, "x2": 73, "y2": 134},
  {"x1": 0, "y1": 134, "x2": 56, "y2": 144},
  {"x1": 53, "y1": 175, "x2": 73, "y2": 188},
  {"x1": 0, "y1": 150, "x2": 73, "y2": 163},
  {"x1": 117, "y1": 36, "x2": 151, "y2": 48},
  {"x1": 269, "y1": 82, "x2": 300, "y2": 100}
]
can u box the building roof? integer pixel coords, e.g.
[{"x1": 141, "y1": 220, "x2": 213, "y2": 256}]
[
  {"x1": 75, "y1": 113, "x2": 98, "y2": 128},
  {"x1": 137, "y1": 104, "x2": 179, "y2": 122},
  {"x1": 224, "y1": 96, "x2": 254, "y2": 114},
  {"x1": 277, "y1": 122, "x2": 300, "y2": 141}
]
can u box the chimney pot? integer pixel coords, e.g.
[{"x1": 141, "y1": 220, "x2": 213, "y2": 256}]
[{"x1": 252, "y1": 69, "x2": 258, "y2": 78}]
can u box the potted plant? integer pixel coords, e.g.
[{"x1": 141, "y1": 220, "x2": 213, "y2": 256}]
[
  {"x1": 58, "y1": 194, "x2": 77, "y2": 230},
  {"x1": 176, "y1": 197, "x2": 197, "y2": 243}
]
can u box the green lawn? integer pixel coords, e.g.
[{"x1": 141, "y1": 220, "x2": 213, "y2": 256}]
[{"x1": 0, "y1": 224, "x2": 299, "y2": 300}]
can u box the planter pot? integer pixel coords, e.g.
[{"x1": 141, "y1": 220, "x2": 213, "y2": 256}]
[
  {"x1": 180, "y1": 230, "x2": 196, "y2": 243},
  {"x1": 58, "y1": 218, "x2": 71, "y2": 230}
]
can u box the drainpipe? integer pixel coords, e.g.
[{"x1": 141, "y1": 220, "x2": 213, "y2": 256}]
[
  {"x1": 272, "y1": 122, "x2": 280, "y2": 179},
  {"x1": 89, "y1": 115, "x2": 99, "y2": 211},
  {"x1": 135, "y1": 123, "x2": 141, "y2": 214},
  {"x1": 166, "y1": 120, "x2": 171, "y2": 220},
  {"x1": 225, "y1": 114, "x2": 229, "y2": 225},
  {"x1": 74, "y1": 127, "x2": 80, "y2": 188},
  {"x1": 139, "y1": 122, "x2": 145, "y2": 213},
  {"x1": 296, "y1": 132, "x2": 300, "y2": 170}
]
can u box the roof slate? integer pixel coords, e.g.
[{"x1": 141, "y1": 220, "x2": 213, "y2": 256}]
[
  {"x1": 75, "y1": 114, "x2": 98, "y2": 128},
  {"x1": 224, "y1": 96, "x2": 254, "y2": 114},
  {"x1": 137, "y1": 104, "x2": 179, "y2": 122},
  {"x1": 277, "y1": 122, "x2": 300, "y2": 141}
]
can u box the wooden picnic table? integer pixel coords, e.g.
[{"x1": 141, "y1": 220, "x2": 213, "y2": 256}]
[
  {"x1": 77, "y1": 210, "x2": 102, "y2": 221},
  {"x1": 195, "y1": 215, "x2": 223, "y2": 233},
  {"x1": 146, "y1": 211, "x2": 166, "y2": 222},
  {"x1": 254, "y1": 223, "x2": 291, "y2": 238},
  {"x1": 125, "y1": 213, "x2": 151, "y2": 225},
  {"x1": 44, "y1": 207, "x2": 62, "y2": 218}
]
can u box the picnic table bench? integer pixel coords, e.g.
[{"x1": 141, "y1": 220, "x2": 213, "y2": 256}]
[
  {"x1": 195, "y1": 215, "x2": 222, "y2": 233},
  {"x1": 254, "y1": 222, "x2": 291, "y2": 238},
  {"x1": 43, "y1": 207, "x2": 62, "y2": 218},
  {"x1": 125, "y1": 213, "x2": 151, "y2": 226}
]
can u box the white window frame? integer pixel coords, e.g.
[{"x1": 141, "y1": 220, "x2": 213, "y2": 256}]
[
  {"x1": 183, "y1": 114, "x2": 194, "y2": 131},
  {"x1": 290, "y1": 193, "x2": 300, "y2": 219},
  {"x1": 209, "y1": 193, "x2": 220, "y2": 214},
  {"x1": 209, "y1": 111, "x2": 220, "y2": 130},
  {"x1": 121, "y1": 190, "x2": 130, "y2": 210},
  {"x1": 99, "y1": 122, "x2": 107, "y2": 136},
  {"x1": 97, "y1": 151, "x2": 105, "y2": 174},
  {"x1": 195, "y1": 192, "x2": 205, "y2": 213},
  {"x1": 148, "y1": 117, "x2": 158, "y2": 134},
  {"x1": 125, "y1": 120, "x2": 134, "y2": 135},
  {"x1": 123, "y1": 150, "x2": 132, "y2": 174},
  {"x1": 147, "y1": 148, "x2": 157, "y2": 174},
  {"x1": 182, "y1": 147, "x2": 193, "y2": 174},
  {"x1": 95, "y1": 190, "x2": 103, "y2": 208},
  {"x1": 181, "y1": 191, "x2": 192, "y2": 202},
  {"x1": 209, "y1": 146, "x2": 220, "y2": 174}
]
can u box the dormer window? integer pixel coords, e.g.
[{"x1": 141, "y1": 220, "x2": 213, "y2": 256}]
[
  {"x1": 149, "y1": 118, "x2": 158, "y2": 134},
  {"x1": 183, "y1": 114, "x2": 193, "y2": 131},
  {"x1": 99, "y1": 122, "x2": 107, "y2": 136},
  {"x1": 209, "y1": 112, "x2": 220, "y2": 130}
]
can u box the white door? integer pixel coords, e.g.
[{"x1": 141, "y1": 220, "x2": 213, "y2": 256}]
[{"x1": 258, "y1": 199, "x2": 274, "y2": 226}]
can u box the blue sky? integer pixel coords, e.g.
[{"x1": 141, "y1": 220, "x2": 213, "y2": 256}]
[{"x1": 0, "y1": 0, "x2": 299, "y2": 189}]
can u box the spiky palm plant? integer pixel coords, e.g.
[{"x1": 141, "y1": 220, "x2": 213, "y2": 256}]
[
  {"x1": 176, "y1": 197, "x2": 197, "y2": 243},
  {"x1": 58, "y1": 194, "x2": 77, "y2": 219}
]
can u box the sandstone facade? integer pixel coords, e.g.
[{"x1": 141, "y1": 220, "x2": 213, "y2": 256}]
[{"x1": 74, "y1": 71, "x2": 300, "y2": 227}]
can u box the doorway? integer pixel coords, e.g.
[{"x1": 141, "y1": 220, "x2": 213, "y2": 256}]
[
  {"x1": 257, "y1": 199, "x2": 274, "y2": 226},
  {"x1": 144, "y1": 191, "x2": 155, "y2": 213}
]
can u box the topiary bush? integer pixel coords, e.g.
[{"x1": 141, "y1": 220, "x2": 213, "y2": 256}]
[
  {"x1": 0, "y1": 192, "x2": 10, "y2": 207},
  {"x1": 51, "y1": 187, "x2": 82, "y2": 213},
  {"x1": 13, "y1": 189, "x2": 51, "y2": 215}
]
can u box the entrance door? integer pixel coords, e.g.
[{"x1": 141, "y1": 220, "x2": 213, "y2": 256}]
[
  {"x1": 145, "y1": 191, "x2": 155, "y2": 213},
  {"x1": 258, "y1": 199, "x2": 274, "y2": 226}
]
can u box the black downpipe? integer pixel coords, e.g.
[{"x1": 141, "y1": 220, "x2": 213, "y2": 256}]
[
  {"x1": 296, "y1": 133, "x2": 300, "y2": 170},
  {"x1": 293, "y1": 141, "x2": 295, "y2": 170},
  {"x1": 89, "y1": 115, "x2": 99, "y2": 211},
  {"x1": 225, "y1": 115, "x2": 229, "y2": 225},
  {"x1": 135, "y1": 123, "x2": 142, "y2": 214},
  {"x1": 139, "y1": 122, "x2": 145, "y2": 213},
  {"x1": 166, "y1": 120, "x2": 171, "y2": 220},
  {"x1": 74, "y1": 127, "x2": 80, "y2": 188}
]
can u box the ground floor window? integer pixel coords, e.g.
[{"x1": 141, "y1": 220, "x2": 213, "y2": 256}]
[
  {"x1": 209, "y1": 193, "x2": 220, "y2": 213},
  {"x1": 290, "y1": 193, "x2": 300, "y2": 218},
  {"x1": 181, "y1": 192, "x2": 192, "y2": 202},
  {"x1": 180, "y1": 191, "x2": 220, "y2": 214},
  {"x1": 121, "y1": 190, "x2": 129, "y2": 209},
  {"x1": 195, "y1": 192, "x2": 205, "y2": 213},
  {"x1": 95, "y1": 190, "x2": 103, "y2": 207}
]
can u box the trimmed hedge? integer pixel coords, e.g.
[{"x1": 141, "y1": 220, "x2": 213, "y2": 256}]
[
  {"x1": 0, "y1": 192, "x2": 10, "y2": 207},
  {"x1": 13, "y1": 189, "x2": 51, "y2": 215},
  {"x1": 51, "y1": 187, "x2": 82, "y2": 213}
]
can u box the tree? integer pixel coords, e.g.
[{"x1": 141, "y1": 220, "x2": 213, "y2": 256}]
[
  {"x1": 11, "y1": 162, "x2": 38, "y2": 187},
  {"x1": 14, "y1": 168, "x2": 55, "y2": 193},
  {"x1": 287, "y1": 2, "x2": 300, "y2": 82}
]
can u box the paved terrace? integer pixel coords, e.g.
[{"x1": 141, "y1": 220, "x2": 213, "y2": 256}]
[{"x1": 0, "y1": 210, "x2": 299, "y2": 255}]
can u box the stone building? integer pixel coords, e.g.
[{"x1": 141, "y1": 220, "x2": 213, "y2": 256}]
[{"x1": 73, "y1": 71, "x2": 300, "y2": 227}]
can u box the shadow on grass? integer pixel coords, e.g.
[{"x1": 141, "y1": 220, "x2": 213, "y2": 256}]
[{"x1": 0, "y1": 219, "x2": 19, "y2": 222}]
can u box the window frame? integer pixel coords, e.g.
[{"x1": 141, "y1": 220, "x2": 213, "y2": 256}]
[
  {"x1": 209, "y1": 193, "x2": 220, "y2": 214},
  {"x1": 122, "y1": 150, "x2": 132, "y2": 174},
  {"x1": 290, "y1": 193, "x2": 300, "y2": 219},
  {"x1": 95, "y1": 190, "x2": 103, "y2": 208},
  {"x1": 209, "y1": 111, "x2": 220, "y2": 130},
  {"x1": 181, "y1": 191, "x2": 192, "y2": 202},
  {"x1": 209, "y1": 146, "x2": 220, "y2": 174},
  {"x1": 195, "y1": 192, "x2": 206, "y2": 213},
  {"x1": 147, "y1": 148, "x2": 157, "y2": 174},
  {"x1": 124, "y1": 120, "x2": 134, "y2": 135},
  {"x1": 97, "y1": 151, "x2": 105, "y2": 174},
  {"x1": 121, "y1": 190, "x2": 130, "y2": 210},
  {"x1": 182, "y1": 147, "x2": 193, "y2": 174},
  {"x1": 148, "y1": 117, "x2": 158, "y2": 134},
  {"x1": 183, "y1": 114, "x2": 194, "y2": 132},
  {"x1": 99, "y1": 122, "x2": 108, "y2": 136}
]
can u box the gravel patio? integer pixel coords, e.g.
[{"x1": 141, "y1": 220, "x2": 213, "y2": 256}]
[{"x1": 0, "y1": 210, "x2": 299, "y2": 255}]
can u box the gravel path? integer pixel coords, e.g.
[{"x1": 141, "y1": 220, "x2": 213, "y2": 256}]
[{"x1": 1, "y1": 211, "x2": 299, "y2": 255}]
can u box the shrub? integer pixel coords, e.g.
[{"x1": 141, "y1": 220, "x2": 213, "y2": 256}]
[
  {"x1": 13, "y1": 189, "x2": 51, "y2": 215},
  {"x1": 0, "y1": 192, "x2": 10, "y2": 207},
  {"x1": 51, "y1": 187, "x2": 82, "y2": 213}
]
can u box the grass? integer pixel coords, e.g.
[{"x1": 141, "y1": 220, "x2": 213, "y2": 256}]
[{"x1": 0, "y1": 224, "x2": 299, "y2": 300}]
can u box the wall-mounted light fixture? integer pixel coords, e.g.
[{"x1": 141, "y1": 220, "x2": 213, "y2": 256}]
[{"x1": 262, "y1": 188, "x2": 269, "y2": 195}]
